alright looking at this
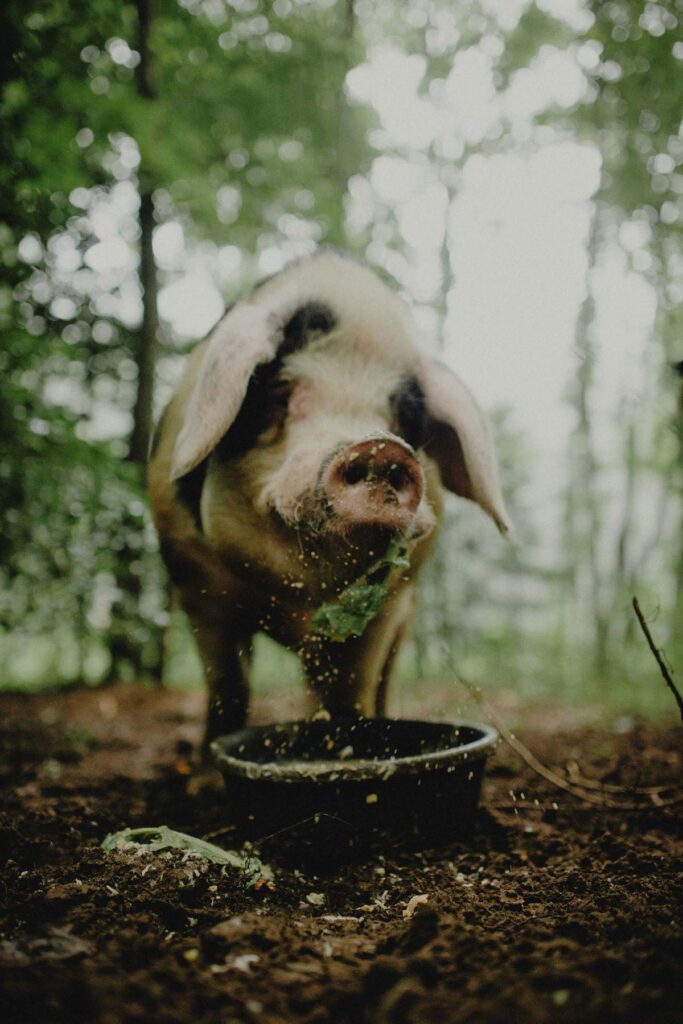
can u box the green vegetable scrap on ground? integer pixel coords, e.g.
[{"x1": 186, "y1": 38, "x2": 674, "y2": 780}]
[
  {"x1": 311, "y1": 540, "x2": 410, "y2": 642},
  {"x1": 102, "y1": 826, "x2": 269, "y2": 887}
]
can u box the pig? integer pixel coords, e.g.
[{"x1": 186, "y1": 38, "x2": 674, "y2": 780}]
[{"x1": 148, "y1": 250, "x2": 510, "y2": 750}]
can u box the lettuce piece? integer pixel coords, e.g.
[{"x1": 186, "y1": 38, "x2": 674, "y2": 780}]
[
  {"x1": 310, "y1": 541, "x2": 409, "y2": 642},
  {"x1": 102, "y1": 826, "x2": 266, "y2": 885}
]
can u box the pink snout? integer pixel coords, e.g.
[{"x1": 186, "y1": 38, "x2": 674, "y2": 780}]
[{"x1": 321, "y1": 437, "x2": 425, "y2": 533}]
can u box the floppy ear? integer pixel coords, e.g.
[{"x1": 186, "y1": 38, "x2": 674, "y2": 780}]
[
  {"x1": 418, "y1": 359, "x2": 511, "y2": 535},
  {"x1": 170, "y1": 304, "x2": 279, "y2": 480}
]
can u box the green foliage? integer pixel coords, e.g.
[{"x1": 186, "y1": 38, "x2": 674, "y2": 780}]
[
  {"x1": 1, "y1": 0, "x2": 370, "y2": 687},
  {"x1": 577, "y1": 0, "x2": 682, "y2": 218},
  {"x1": 311, "y1": 540, "x2": 410, "y2": 641},
  {"x1": 496, "y1": 5, "x2": 573, "y2": 85}
]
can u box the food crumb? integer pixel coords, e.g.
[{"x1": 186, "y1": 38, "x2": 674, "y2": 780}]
[{"x1": 403, "y1": 894, "x2": 429, "y2": 919}]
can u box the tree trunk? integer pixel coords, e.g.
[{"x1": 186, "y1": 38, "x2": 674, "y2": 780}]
[
  {"x1": 129, "y1": 188, "x2": 159, "y2": 464},
  {"x1": 570, "y1": 208, "x2": 609, "y2": 673},
  {"x1": 673, "y1": 362, "x2": 683, "y2": 646},
  {"x1": 129, "y1": 0, "x2": 158, "y2": 464},
  {"x1": 611, "y1": 406, "x2": 637, "y2": 644},
  {"x1": 116, "y1": 0, "x2": 164, "y2": 684},
  {"x1": 324, "y1": 0, "x2": 357, "y2": 246}
]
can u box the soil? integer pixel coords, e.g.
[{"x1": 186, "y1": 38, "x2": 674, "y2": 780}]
[{"x1": 1, "y1": 683, "x2": 681, "y2": 1024}]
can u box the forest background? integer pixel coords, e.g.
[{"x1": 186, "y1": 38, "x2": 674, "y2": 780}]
[{"x1": 2, "y1": 0, "x2": 682, "y2": 719}]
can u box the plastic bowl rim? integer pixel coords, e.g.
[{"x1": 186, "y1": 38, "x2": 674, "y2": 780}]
[{"x1": 210, "y1": 718, "x2": 499, "y2": 783}]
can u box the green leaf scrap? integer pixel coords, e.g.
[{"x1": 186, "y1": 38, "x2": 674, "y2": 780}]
[
  {"x1": 310, "y1": 540, "x2": 409, "y2": 642},
  {"x1": 102, "y1": 826, "x2": 267, "y2": 886}
]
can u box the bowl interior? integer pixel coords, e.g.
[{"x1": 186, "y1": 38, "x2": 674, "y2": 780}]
[{"x1": 213, "y1": 717, "x2": 491, "y2": 767}]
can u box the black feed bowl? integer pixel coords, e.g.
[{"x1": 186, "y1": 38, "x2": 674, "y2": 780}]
[{"x1": 211, "y1": 717, "x2": 498, "y2": 850}]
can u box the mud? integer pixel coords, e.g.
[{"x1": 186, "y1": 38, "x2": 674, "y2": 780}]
[{"x1": 1, "y1": 684, "x2": 681, "y2": 1023}]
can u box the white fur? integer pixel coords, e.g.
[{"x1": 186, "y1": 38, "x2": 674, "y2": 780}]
[{"x1": 170, "y1": 250, "x2": 510, "y2": 534}]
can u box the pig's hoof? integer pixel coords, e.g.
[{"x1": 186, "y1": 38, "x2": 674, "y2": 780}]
[{"x1": 186, "y1": 767, "x2": 225, "y2": 796}]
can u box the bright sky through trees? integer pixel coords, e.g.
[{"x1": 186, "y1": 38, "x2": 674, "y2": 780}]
[
  {"x1": 146, "y1": 16, "x2": 655, "y2": 495},
  {"x1": 19, "y1": 0, "x2": 673, "y2": 573}
]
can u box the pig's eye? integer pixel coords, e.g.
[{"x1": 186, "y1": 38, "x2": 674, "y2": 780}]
[
  {"x1": 391, "y1": 376, "x2": 428, "y2": 449},
  {"x1": 214, "y1": 369, "x2": 290, "y2": 460},
  {"x1": 270, "y1": 379, "x2": 293, "y2": 407},
  {"x1": 254, "y1": 378, "x2": 291, "y2": 444}
]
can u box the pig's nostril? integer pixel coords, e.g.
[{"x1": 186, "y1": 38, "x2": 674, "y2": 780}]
[
  {"x1": 387, "y1": 465, "x2": 410, "y2": 491},
  {"x1": 324, "y1": 438, "x2": 423, "y2": 528},
  {"x1": 343, "y1": 461, "x2": 368, "y2": 485}
]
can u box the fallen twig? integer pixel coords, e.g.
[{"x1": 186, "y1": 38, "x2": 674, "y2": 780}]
[
  {"x1": 632, "y1": 596, "x2": 683, "y2": 725},
  {"x1": 564, "y1": 759, "x2": 672, "y2": 796},
  {"x1": 446, "y1": 660, "x2": 682, "y2": 810}
]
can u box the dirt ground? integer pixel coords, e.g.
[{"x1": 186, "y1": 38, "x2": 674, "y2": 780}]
[{"x1": 1, "y1": 683, "x2": 681, "y2": 1024}]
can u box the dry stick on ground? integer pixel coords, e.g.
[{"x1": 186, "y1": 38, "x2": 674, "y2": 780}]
[
  {"x1": 563, "y1": 760, "x2": 669, "y2": 796},
  {"x1": 447, "y1": 659, "x2": 682, "y2": 809},
  {"x1": 632, "y1": 596, "x2": 683, "y2": 725},
  {"x1": 551, "y1": 598, "x2": 683, "y2": 797}
]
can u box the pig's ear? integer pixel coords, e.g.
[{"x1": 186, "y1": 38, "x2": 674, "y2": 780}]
[
  {"x1": 170, "y1": 305, "x2": 278, "y2": 480},
  {"x1": 418, "y1": 359, "x2": 511, "y2": 535}
]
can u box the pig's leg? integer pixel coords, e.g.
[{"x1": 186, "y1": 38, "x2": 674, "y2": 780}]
[
  {"x1": 302, "y1": 586, "x2": 413, "y2": 717},
  {"x1": 300, "y1": 633, "x2": 371, "y2": 715},
  {"x1": 183, "y1": 604, "x2": 251, "y2": 753},
  {"x1": 374, "y1": 620, "x2": 408, "y2": 716}
]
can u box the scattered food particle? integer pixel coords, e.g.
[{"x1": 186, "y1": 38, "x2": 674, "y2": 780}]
[
  {"x1": 552, "y1": 990, "x2": 570, "y2": 1006},
  {"x1": 232, "y1": 953, "x2": 259, "y2": 973},
  {"x1": 403, "y1": 894, "x2": 429, "y2": 919}
]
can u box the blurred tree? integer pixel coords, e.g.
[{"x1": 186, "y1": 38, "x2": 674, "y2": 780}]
[
  {"x1": 128, "y1": 0, "x2": 159, "y2": 466},
  {"x1": 346, "y1": 0, "x2": 570, "y2": 685},
  {"x1": 562, "y1": 0, "x2": 683, "y2": 669},
  {"x1": 0, "y1": 0, "x2": 370, "y2": 685},
  {"x1": 673, "y1": 359, "x2": 683, "y2": 655}
]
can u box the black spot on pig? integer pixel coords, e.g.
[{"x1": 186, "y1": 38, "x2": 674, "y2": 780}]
[
  {"x1": 391, "y1": 376, "x2": 429, "y2": 450},
  {"x1": 176, "y1": 460, "x2": 207, "y2": 532},
  {"x1": 212, "y1": 363, "x2": 288, "y2": 463},
  {"x1": 281, "y1": 302, "x2": 336, "y2": 355},
  {"x1": 213, "y1": 303, "x2": 337, "y2": 463}
]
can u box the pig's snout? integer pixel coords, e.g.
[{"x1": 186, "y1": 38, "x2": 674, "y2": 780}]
[{"x1": 321, "y1": 437, "x2": 425, "y2": 533}]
